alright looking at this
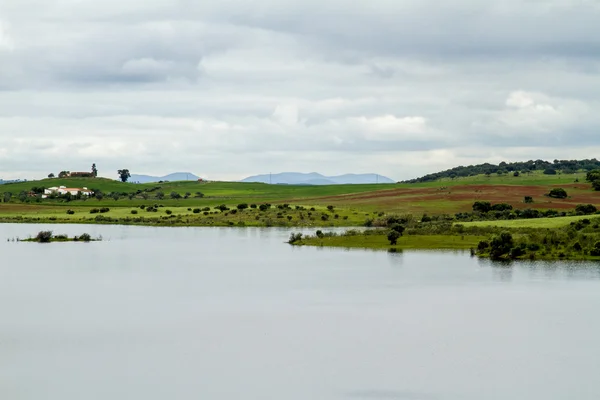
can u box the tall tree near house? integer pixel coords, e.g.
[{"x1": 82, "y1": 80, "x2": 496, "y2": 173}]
[
  {"x1": 118, "y1": 169, "x2": 131, "y2": 183},
  {"x1": 91, "y1": 163, "x2": 98, "y2": 177}
]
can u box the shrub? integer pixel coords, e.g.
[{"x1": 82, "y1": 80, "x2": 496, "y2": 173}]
[
  {"x1": 477, "y1": 240, "x2": 490, "y2": 251},
  {"x1": 387, "y1": 230, "x2": 401, "y2": 245},
  {"x1": 66, "y1": 210, "x2": 75, "y2": 215},
  {"x1": 524, "y1": 196, "x2": 534, "y2": 204},
  {"x1": 203, "y1": 211, "x2": 209, "y2": 215},
  {"x1": 250, "y1": 204, "x2": 257, "y2": 209},
  {"x1": 575, "y1": 204, "x2": 597, "y2": 215},
  {"x1": 165, "y1": 210, "x2": 172, "y2": 215},
  {"x1": 90, "y1": 208, "x2": 99, "y2": 214},
  {"x1": 510, "y1": 247, "x2": 525, "y2": 259},
  {"x1": 316, "y1": 230, "x2": 324, "y2": 238},
  {"x1": 131, "y1": 210, "x2": 138, "y2": 214},
  {"x1": 491, "y1": 203, "x2": 513, "y2": 212},
  {"x1": 99, "y1": 207, "x2": 110, "y2": 213},
  {"x1": 548, "y1": 188, "x2": 568, "y2": 199},
  {"x1": 389, "y1": 223, "x2": 405, "y2": 235},
  {"x1": 237, "y1": 203, "x2": 249, "y2": 210},
  {"x1": 472, "y1": 201, "x2": 492, "y2": 213},
  {"x1": 140, "y1": 205, "x2": 146, "y2": 209},
  {"x1": 288, "y1": 232, "x2": 303, "y2": 244},
  {"x1": 77, "y1": 233, "x2": 92, "y2": 242},
  {"x1": 36, "y1": 231, "x2": 53, "y2": 243},
  {"x1": 327, "y1": 205, "x2": 335, "y2": 212},
  {"x1": 193, "y1": 208, "x2": 201, "y2": 214},
  {"x1": 489, "y1": 232, "x2": 514, "y2": 259}
]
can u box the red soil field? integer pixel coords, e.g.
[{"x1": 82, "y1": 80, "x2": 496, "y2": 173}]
[{"x1": 301, "y1": 183, "x2": 600, "y2": 214}]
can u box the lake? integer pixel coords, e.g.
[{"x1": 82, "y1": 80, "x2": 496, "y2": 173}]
[{"x1": 2, "y1": 224, "x2": 600, "y2": 400}]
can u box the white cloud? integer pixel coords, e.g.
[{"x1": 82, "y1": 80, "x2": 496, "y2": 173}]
[
  {"x1": 0, "y1": 1, "x2": 600, "y2": 181},
  {"x1": 0, "y1": 21, "x2": 14, "y2": 51}
]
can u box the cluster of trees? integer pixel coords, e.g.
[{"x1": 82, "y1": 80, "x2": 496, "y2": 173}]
[
  {"x1": 586, "y1": 170, "x2": 600, "y2": 191},
  {"x1": 402, "y1": 159, "x2": 600, "y2": 183}
]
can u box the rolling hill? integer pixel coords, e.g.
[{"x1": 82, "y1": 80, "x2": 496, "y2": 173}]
[
  {"x1": 129, "y1": 172, "x2": 200, "y2": 183},
  {"x1": 241, "y1": 172, "x2": 395, "y2": 185}
]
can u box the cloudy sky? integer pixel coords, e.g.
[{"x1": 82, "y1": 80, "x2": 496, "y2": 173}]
[{"x1": 1, "y1": 0, "x2": 599, "y2": 181}]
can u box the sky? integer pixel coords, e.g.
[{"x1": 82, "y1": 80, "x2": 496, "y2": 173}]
[{"x1": 1, "y1": 0, "x2": 599, "y2": 181}]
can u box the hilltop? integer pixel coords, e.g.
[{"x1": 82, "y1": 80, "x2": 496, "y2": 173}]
[{"x1": 403, "y1": 159, "x2": 600, "y2": 183}]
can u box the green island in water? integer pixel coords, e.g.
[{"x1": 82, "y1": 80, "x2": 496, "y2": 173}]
[{"x1": 3, "y1": 160, "x2": 600, "y2": 260}]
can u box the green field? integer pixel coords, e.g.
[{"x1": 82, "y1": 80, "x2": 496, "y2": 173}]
[
  {"x1": 1, "y1": 171, "x2": 599, "y2": 228},
  {"x1": 462, "y1": 215, "x2": 600, "y2": 229},
  {"x1": 399, "y1": 170, "x2": 587, "y2": 187},
  {"x1": 297, "y1": 234, "x2": 485, "y2": 250}
]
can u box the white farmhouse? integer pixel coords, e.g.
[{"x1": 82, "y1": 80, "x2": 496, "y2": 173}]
[{"x1": 42, "y1": 186, "x2": 94, "y2": 198}]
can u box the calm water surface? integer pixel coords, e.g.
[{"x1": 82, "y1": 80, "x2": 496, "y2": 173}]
[{"x1": 2, "y1": 224, "x2": 600, "y2": 400}]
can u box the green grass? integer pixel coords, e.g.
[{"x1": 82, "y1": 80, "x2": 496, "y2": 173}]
[
  {"x1": 1, "y1": 171, "x2": 598, "y2": 227},
  {"x1": 298, "y1": 234, "x2": 485, "y2": 250},
  {"x1": 399, "y1": 170, "x2": 586, "y2": 187},
  {"x1": 461, "y1": 215, "x2": 600, "y2": 229}
]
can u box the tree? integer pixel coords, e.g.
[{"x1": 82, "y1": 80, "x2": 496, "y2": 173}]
[
  {"x1": 524, "y1": 196, "x2": 534, "y2": 204},
  {"x1": 118, "y1": 169, "x2": 131, "y2": 182},
  {"x1": 548, "y1": 188, "x2": 568, "y2": 199},
  {"x1": 387, "y1": 230, "x2": 401, "y2": 245},
  {"x1": 3, "y1": 192, "x2": 12, "y2": 203},
  {"x1": 586, "y1": 170, "x2": 600, "y2": 183},
  {"x1": 575, "y1": 204, "x2": 597, "y2": 215},
  {"x1": 155, "y1": 191, "x2": 165, "y2": 200},
  {"x1": 48, "y1": 173, "x2": 55, "y2": 178},
  {"x1": 489, "y1": 232, "x2": 514, "y2": 259},
  {"x1": 58, "y1": 171, "x2": 70, "y2": 178},
  {"x1": 513, "y1": 171, "x2": 520, "y2": 177},
  {"x1": 472, "y1": 201, "x2": 492, "y2": 213},
  {"x1": 170, "y1": 191, "x2": 182, "y2": 199},
  {"x1": 91, "y1": 163, "x2": 98, "y2": 177},
  {"x1": 543, "y1": 168, "x2": 557, "y2": 175}
]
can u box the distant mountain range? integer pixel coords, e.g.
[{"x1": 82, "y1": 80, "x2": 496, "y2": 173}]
[
  {"x1": 129, "y1": 172, "x2": 200, "y2": 183},
  {"x1": 241, "y1": 172, "x2": 395, "y2": 185}
]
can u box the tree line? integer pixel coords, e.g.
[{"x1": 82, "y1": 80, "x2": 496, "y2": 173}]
[{"x1": 402, "y1": 159, "x2": 600, "y2": 183}]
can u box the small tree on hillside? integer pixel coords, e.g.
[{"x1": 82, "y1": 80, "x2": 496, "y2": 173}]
[
  {"x1": 48, "y1": 173, "x2": 55, "y2": 178},
  {"x1": 118, "y1": 169, "x2": 131, "y2": 183},
  {"x1": 524, "y1": 196, "x2": 534, "y2": 203},
  {"x1": 92, "y1": 163, "x2": 98, "y2": 177}
]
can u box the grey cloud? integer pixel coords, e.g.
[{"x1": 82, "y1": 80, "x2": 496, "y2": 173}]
[{"x1": 0, "y1": 0, "x2": 599, "y2": 181}]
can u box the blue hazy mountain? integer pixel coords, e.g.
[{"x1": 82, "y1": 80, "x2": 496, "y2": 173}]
[
  {"x1": 241, "y1": 172, "x2": 395, "y2": 185},
  {"x1": 129, "y1": 172, "x2": 200, "y2": 183}
]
